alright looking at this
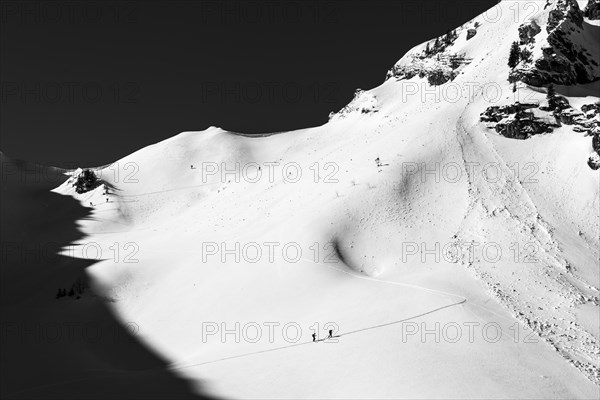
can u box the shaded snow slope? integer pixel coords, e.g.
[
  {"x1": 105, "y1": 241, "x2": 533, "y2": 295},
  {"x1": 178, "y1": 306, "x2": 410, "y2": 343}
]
[
  {"x1": 0, "y1": 154, "x2": 208, "y2": 399},
  {"x1": 47, "y1": 1, "x2": 599, "y2": 398}
]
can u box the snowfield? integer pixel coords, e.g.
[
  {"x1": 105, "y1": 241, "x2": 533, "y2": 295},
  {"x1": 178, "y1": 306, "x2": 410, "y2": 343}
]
[{"x1": 3, "y1": 1, "x2": 599, "y2": 399}]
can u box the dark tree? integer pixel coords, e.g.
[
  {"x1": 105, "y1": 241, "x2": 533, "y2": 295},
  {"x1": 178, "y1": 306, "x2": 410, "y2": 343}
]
[
  {"x1": 508, "y1": 41, "x2": 521, "y2": 68},
  {"x1": 520, "y1": 47, "x2": 532, "y2": 63},
  {"x1": 547, "y1": 84, "x2": 557, "y2": 109},
  {"x1": 72, "y1": 169, "x2": 100, "y2": 194}
]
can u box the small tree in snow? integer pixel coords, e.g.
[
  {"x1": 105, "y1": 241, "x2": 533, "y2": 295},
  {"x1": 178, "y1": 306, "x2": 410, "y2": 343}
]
[
  {"x1": 72, "y1": 169, "x2": 100, "y2": 194},
  {"x1": 508, "y1": 41, "x2": 521, "y2": 68},
  {"x1": 547, "y1": 83, "x2": 558, "y2": 109}
]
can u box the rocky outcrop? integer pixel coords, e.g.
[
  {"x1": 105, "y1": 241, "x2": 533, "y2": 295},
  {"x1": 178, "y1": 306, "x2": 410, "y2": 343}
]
[
  {"x1": 481, "y1": 103, "x2": 555, "y2": 139},
  {"x1": 71, "y1": 169, "x2": 102, "y2": 194},
  {"x1": 427, "y1": 69, "x2": 456, "y2": 85},
  {"x1": 385, "y1": 26, "x2": 472, "y2": 86},
  {"x1": 386, "y1": 52, "x2": 470, "y2": 86},
  {"x1": 555, "y1": 102, "x2": 600, "y2": 132},
  {"x1": 584, "y1": 0, "x2": 600, "y2": 19},
  {"x1": 590, "y1": 127, "x2": 600, "y2": 170},
  {"x1": 518, "y1": 21, "x2": 541, "y2": 44},
  {"x1": 495, "y1": 115, "x2": 554, "y2": 139},
  {"x1": 329, "y1": 89, "x2": 378, "y2": 120},
  {"x1": 481, "y1": 99, "x2": 600, "y2": 169},
  {"x1": 588, "y1": 152, "x2": 600, "y2": 169},
  {"x1": 581, "y1": 102, "x2": 600, "y2": 116},
  {"x1": 511, "y1": 0, "x2": 600, "y2": 86},
  {"x1": 480, "y1": 103, "x2": 539, "y2": 122},
  {"x1": 592, "y1": 127, "x2": 600, "y2": 151},
  {"x1": 547, "y1": 0, "x2": 583, "y2": 32}
]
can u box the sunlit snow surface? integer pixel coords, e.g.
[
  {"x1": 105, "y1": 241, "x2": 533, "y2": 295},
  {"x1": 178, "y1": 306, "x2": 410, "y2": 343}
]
[{"x1": 52, "y1": 1, "x2": 599, "y2": 398}]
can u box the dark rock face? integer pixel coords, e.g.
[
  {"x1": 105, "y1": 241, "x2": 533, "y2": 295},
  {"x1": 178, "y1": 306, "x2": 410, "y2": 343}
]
[
  {"x1": 386, "y1": 53, "x2": 468, "y2": 86},
  {"x1": 592, "y1": 128, "x2": 600, "y2": 153},
  {"x1": 481, "y1": 99, "x2": 600, "y2": 169},
  {"x1": 581, "y1": 103, "x2": 600, "y2": 115},
  {"x1": 467, "y1": 28, "x2": 477, "y2": 40},
  {"x1": 590, "y1": 125, "x2": 600, "y2": 170},
  {"x1": 584, "y1": 0, "x2": 600, "y2": 19},
  {"x1": 554, "y1": 102, "x2": 600, "y2": 132},
  {"x1": 512, "y1": 0, "x2": 600, "y2": 86},
  {"x1": 480, "y1": 103, "x2": 555, "y2": 139},
  {"x1": 558, "y1": 108, "x2": 583, "y2": 124},
  {"x1": 386, "y1": 28, "x2": 471, "y2": 85},
  {"x1": 427, "y1": 69, "x2": 453, "y2": 85},
  {"x1": 547, "y1": 0, "x2": 583, "y2": 33},
  {"x1": 588, "y1": 153, "x2": 600, "y2": 169},
  {"x1": 480, "y1": 103, "x2": 539, "y2": 122},
  {"x1": 495, "y1": 116, "x2": 553, "y2": 139},
  {"x1": 519, "y1": 21, "x2": 541, "y2": 44}
]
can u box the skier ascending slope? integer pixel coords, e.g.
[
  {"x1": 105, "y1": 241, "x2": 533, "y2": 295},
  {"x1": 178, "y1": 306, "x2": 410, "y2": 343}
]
[
  {"x1": 328, "y1": 329, "x2": 333, "y2": 339},
  {"x1": 312, "y1": 332, "x2": 316, "y2": 342}
]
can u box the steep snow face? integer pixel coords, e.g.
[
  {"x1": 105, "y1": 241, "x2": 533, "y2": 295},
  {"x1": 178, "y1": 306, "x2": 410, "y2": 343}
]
[{"x1": 54, "y1": 1, "x2": 599, "y2": 398}]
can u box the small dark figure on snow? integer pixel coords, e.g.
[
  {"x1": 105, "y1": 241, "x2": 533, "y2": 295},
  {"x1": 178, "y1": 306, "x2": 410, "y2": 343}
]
[
  {"x1": 89, "y1": 202, "x2": 93, "y2": 207},
  {"x1": 312, "y1": 332, "x2": 317, "y2": 342},
  {"x1": 375, "y1": 157, "x2": 381, "y2": 167},
  {"x1": 328, "y1": 329, "x2": 333, "y2": 338},
  {"x1": 191, "y1": 165, "x2": 195, "y2": 169},
  {"x1": 106, "y1": 198, "x2": 109, "y2": 203}
]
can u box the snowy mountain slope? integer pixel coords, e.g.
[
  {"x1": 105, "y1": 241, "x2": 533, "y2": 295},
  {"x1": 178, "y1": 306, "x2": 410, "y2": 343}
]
[
  {"x1": 46, "y1": 1, "x2": 600, "y2": 398},
  {"x1": 0, "y1": 154, "x2": 205, "y2": 399}
]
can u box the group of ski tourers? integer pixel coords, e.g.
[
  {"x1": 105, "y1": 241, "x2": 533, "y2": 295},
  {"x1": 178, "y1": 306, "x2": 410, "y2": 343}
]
[
  {"x1": 312, "y1": 330, "x2": 334, "y2": 342},
  {"x1": 89, "y1": 187, "x2": 110, "y2": 207}
]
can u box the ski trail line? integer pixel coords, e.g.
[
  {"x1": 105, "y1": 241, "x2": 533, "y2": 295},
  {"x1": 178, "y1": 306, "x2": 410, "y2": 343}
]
[
  {"x1": 170, "y1": 257, "x2": 467, "y2": 370},
  {"x1": 170, "y1": 298, "x2": 465, "y2": 370}
]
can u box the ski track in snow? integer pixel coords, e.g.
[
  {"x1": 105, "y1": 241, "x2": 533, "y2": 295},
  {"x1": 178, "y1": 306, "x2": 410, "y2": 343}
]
[
  {"x1": 454, "y1": 113, "x2": 600, "y2": 385},
  {"x1": 170, "y1": 258, "x2": 468, "y2": 370}
]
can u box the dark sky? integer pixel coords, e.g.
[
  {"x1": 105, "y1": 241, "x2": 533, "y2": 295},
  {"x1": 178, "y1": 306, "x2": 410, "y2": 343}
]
[{"x1": 1, "y1": 0, "x2": 496, "y2": 167}]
